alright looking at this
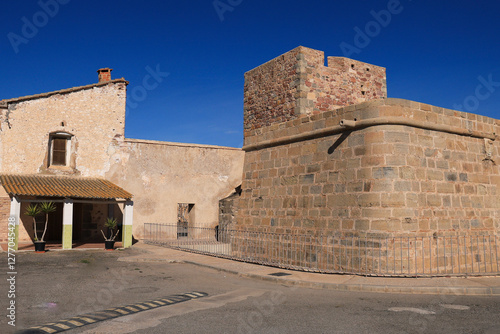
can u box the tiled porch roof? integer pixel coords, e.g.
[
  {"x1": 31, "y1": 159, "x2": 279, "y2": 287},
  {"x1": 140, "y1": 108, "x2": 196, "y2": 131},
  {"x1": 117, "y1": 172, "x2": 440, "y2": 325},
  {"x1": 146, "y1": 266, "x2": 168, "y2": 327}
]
[{"x1": 0, "y1": 174, "x2": 132, "y2": 200}]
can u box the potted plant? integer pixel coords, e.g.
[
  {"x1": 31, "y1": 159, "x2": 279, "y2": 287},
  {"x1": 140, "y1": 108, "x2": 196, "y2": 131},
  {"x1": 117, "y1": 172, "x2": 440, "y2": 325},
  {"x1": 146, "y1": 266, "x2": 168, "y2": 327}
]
[
  {"x1": 101, "y1": 217, "x2": 119, "y2": 250},
  {"x1": 25, "y1": 202, "x2": 56, "y2": 253}
]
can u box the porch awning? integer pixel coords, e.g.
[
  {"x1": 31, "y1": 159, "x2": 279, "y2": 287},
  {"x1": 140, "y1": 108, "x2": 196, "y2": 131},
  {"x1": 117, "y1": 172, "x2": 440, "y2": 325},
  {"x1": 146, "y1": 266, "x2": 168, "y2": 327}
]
[{"x1": 0, "y1": 174, "x2": 132, "y2": 200}]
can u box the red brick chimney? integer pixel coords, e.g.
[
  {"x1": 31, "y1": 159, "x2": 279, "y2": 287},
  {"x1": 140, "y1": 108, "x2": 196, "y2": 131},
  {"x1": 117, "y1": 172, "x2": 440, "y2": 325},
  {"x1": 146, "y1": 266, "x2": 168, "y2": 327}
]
[{"x1": 97, "y1": 68, "x2": 113, "y2": 83}]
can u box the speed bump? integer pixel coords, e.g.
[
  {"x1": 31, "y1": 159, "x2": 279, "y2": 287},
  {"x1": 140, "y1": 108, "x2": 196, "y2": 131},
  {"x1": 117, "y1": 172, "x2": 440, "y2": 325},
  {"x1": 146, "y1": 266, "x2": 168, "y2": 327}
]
[{"x1": 17, "y1": 291, "x2": 208, "y2": 333}]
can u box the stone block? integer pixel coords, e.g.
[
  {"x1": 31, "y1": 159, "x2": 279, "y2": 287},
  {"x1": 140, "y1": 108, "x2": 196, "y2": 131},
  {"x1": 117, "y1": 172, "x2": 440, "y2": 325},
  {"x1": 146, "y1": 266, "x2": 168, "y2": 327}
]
[
  {"x1": 299, "y1": 174, "x2": 315, "y2": 184},
  {"x1": 385, "y1": 132, "x2": 410, "y2": 143},
  {"x1": 327, "y1": 194, "x2": 357, "y2": 207},
  {"x1": 426, "y1": 194, "x2": 442, "y2": 206},
  {"x1": 355, "y1": 219, "x2": 370, "y2": 230},
  {"x1": 381, "y1": 193, "x2": 405, "y2": 207},
  {"x1": 361, "y1": 156, "x2": 385, "y2": 167},
  {"x1": 436, "y1": 183, "x2": 455, "y2": 194},
  {"x1": 373, "y1": 167, "x2": 398, "y2": 179},
  {"x1": 427, "y1": 170, "x2": 444, "y2": 181},
  {"x1": 362, "y1": 208, "x2": 391, "y2": 218},
  {"x1": 358, "y1": 193, "x2": 381, "y2": 207}
]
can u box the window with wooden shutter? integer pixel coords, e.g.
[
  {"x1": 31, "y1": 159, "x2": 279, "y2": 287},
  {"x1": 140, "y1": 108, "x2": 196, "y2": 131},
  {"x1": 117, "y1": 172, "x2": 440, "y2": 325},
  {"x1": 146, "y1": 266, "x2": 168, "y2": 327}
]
[
  {"x1": 52, "y1": 138, "x2": 67, "y2": 166},
  {"x1": 49, "y1": 133, "x2": 72, "y2": 167}
]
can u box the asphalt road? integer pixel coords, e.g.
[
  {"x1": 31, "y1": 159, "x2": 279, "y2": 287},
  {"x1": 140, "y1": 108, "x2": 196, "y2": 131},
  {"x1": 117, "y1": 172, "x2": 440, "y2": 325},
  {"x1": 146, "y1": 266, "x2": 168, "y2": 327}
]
[{"x1": 1, "y1": 248, "x2": 499, "y2": 334}]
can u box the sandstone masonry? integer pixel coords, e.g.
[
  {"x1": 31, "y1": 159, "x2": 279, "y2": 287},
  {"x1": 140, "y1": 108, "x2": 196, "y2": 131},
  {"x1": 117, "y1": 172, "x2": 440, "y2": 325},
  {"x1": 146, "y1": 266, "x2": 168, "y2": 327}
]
[
  {"x1": 244, "y1": 46, "x2": 386, "y2": 132},
  {"x1": 236, "y1": 47, "x2": 500, "y2": 239}
]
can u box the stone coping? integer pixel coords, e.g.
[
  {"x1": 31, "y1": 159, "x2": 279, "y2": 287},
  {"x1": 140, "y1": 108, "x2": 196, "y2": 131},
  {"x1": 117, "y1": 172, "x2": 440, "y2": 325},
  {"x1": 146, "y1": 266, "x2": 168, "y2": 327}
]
[
  {"x1": 243, "y1": 98, "x2": 500, "y2": 148},
  {"x1": 124, "y1": 138, "x2": 242, "y2": 150}
]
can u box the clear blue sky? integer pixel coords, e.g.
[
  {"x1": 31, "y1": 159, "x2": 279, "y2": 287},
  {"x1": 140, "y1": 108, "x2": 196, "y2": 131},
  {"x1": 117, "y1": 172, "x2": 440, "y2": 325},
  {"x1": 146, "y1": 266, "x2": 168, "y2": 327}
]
[{"x1": 1, "y1": 0, "x2": 499, "y2": 148}]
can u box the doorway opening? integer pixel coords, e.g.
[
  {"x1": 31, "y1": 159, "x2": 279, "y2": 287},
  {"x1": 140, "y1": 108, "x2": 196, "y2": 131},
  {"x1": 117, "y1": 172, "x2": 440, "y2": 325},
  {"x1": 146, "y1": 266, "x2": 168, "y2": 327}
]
[{"x1": 177, "y1": 203, "x2": 194, "y2": 238}]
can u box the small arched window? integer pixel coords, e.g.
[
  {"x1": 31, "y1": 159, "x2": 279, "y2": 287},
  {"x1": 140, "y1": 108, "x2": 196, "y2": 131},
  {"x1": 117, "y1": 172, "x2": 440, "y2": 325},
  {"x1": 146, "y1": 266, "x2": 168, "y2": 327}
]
[{"x1": 49, "y1": 132, "x2": 73, "y2": 167}]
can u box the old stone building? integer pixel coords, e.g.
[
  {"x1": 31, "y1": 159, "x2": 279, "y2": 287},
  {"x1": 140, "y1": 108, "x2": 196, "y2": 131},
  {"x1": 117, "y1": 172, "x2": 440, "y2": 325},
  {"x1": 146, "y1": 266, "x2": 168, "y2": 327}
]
[
  {"x1": 236, "y1": 46, "x2": 499, "y2": 237},
  {"x1": 218, "y1": 46, "x2": 500, "y2": 274},
  {"x1": 0, "y1": 68, "x2": 243, "y2": 250},
  {"x1": 1, "y1": 46, "x2": 499, "y2": 274}
]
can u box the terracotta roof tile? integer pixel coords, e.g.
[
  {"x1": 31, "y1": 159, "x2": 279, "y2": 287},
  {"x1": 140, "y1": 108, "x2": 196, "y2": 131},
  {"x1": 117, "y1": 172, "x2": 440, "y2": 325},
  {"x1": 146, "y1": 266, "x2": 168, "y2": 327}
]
[{"x1": 0, "y1": 174, "x2": 132, "y2": 200}]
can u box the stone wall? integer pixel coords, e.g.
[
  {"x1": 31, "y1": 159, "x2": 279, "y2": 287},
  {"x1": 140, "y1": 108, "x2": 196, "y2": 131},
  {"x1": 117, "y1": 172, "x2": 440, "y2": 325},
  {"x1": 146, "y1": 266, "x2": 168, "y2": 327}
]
[
  {"x1": 0, "y1": 77, "x2": 245, "y2": 244},
  {"x1": 238, "y1": 98, "x2": 500, "y2": 237},
  {"x1": 244, "y1": 46, "x2": 386, "y2": 133},
  {"x1": 107, "y1": 139, "x2": 245, "y2": 239},
  {"x1": 0, "y1": 81, "x2": 127, "y2": 177},
  {"x1": 218, "y1": 186, "x2": 241, "y2": 230}
]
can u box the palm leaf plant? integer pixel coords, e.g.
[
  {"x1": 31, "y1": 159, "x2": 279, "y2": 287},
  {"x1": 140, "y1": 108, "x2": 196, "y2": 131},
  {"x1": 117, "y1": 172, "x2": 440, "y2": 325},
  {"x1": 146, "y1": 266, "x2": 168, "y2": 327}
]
[
  {"x1": 38, "y1": 202, "x2": 56, "y2": 242},
  {"x1": 101, "y1": 217, "x2": 119, "y2": 241},
  {"x1": 25, "y1": 204, "x2": 41, "y2": 241}
]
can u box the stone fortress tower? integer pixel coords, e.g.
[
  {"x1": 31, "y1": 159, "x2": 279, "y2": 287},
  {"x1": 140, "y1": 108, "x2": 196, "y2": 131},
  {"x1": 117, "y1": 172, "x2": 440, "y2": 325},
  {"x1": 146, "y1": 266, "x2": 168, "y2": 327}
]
[{"x1": 229, "y1": 46, "x2": 499, "y2": 274}]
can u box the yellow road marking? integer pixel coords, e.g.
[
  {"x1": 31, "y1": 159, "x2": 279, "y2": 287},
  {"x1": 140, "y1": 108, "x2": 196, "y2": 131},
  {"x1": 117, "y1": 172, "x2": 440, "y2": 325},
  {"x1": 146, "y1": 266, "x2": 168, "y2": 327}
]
[
  {"x1": 125, "y1": 306, "x2": 139, "y2": 312},
  {"x1": 79, "y1": 317, "x2": 96, "y2": 323},
  {"x1": 29, "y1": 292, "x2": 208, "y2": 333}
]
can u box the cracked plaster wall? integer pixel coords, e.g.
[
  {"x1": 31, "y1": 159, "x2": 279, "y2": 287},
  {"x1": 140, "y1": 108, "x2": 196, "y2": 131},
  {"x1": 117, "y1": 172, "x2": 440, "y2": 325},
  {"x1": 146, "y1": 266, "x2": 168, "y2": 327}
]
[
  {"x1": 0, "y1": 83, "x2": 126, "y2": 176},
  {"x1": 106, "y1": 139, "x2": 244, "y2": 239}
]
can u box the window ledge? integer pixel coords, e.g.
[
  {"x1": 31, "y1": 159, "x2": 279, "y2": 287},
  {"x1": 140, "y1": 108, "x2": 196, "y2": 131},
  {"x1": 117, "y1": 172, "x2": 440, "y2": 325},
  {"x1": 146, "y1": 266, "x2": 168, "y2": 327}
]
[{"x1": 48, "y1": 165, "x2": 73, "y2": 171}]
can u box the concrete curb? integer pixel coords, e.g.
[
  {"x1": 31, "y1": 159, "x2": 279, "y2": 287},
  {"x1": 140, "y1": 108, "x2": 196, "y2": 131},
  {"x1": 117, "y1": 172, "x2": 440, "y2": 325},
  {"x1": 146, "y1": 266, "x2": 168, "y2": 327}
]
[{"x1": 127, "y1": 257, "x2": 499, "y2": 296}]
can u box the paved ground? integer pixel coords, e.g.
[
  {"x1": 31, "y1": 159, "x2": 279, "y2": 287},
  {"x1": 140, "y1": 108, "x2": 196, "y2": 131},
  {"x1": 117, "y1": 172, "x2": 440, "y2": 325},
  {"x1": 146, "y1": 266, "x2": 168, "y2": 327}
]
[
  {"x1": 127, "y1": 243, "x2": 500, "y2": 296},
  {"x1": 0, "y1": 242, "x2": 124, "y2": 252},
  {"x1": 1, "y1": 243, "x2": 499, "y2": 334}
]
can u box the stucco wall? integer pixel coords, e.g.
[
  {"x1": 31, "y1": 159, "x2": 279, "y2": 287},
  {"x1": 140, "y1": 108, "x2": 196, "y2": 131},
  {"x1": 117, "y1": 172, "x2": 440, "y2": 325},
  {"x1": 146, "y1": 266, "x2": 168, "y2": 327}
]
[
  {"x1": 0, "y1": 81, "x2": 127, "y2": 177},
  {"x1": 107, "y1": 139, "x2": 245, "y2": 239},
  {"x1": 0, "y1": 78, "x2": 245, "y2": 244}
]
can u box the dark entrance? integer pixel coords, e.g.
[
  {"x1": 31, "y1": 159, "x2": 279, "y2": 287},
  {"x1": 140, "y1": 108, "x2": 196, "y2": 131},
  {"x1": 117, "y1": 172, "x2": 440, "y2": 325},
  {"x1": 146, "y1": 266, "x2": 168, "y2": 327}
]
[
  {"x1": 30, "y1": 201, "x2": 64, "y2": 242},
  {"x1": 177, "y1": 203, "x2": 194, "y2": 238}
]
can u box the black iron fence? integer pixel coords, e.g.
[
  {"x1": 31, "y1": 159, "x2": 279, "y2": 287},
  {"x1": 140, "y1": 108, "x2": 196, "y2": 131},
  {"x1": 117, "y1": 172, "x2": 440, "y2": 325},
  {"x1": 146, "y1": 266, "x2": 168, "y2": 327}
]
[{"x1": 144, "y1": 223, "x2": 500, "y2": 277}]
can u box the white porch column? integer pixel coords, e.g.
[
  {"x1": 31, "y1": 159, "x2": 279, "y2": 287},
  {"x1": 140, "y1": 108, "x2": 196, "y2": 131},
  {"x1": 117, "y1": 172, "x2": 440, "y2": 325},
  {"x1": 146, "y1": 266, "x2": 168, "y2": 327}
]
[
  {"x1": 9, "y1": 196, "x2": 21, "y2": 251},
  {"x1": 122, "y1": 201, "x2": 133, "y2": 248},
  {"x1": 62, "y1": 199, "x2": 74, "y2": 250}
]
